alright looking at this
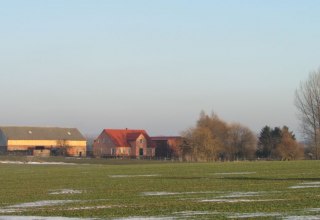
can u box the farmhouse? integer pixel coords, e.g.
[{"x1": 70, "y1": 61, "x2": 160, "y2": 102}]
[
  {"x1": 93, "y1": 129, "x2": 155, "y2": 158},
  {"x1": 0, "y1": 126, "x2": 87, "y2": 157},
  {"x1": 151, "y1": 136, "x2": 182, "y2": 159}
]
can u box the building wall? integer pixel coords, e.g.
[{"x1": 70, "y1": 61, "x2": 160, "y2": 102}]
[
  {"x1": 0, "y1": 130, "x2": 7, "y2": 146},
  {"x1": 66, "y1": 146, "x2": 87, "y2": 157},
  {"x1": 7, "y1": 140, "x2": 86, "y2": 148},
  {"x1": 92, "y1": 132, "x2": 116, "y2": 157},
  {"x1": 131, "y1": 134, "x2": 154, "y2": 157},
  {"x1": 6, "y1": 140, "x2": 86, "y2": 157},
  {"x1": 153, "y1": 137, "x2": 182, "y2": 159},
  {"x1": 154, "y1": 140, "x2": 170, "y2": 158},
  {"x1": 167, "y1": 138, "x2": 182, "y2": 158},
  {"x1": 33, "y1": 149, "x2": 51, "y2": 157},
  {"x1": 115, "y1": 147, "x2": 131, "y2": 156},
  {"x1": 93, "y1": 138, "x2": 130, "y2": 157},
  {"x1": 132, "y1": 134, "x2": 147, "y2": 157},
  {"x1": 0, "y1": 146, "x2": 7, "y2": 154}
]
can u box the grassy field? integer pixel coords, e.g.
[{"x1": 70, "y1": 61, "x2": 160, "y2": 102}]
[{"x1": 0, "y1": 157, "x2": 320, "y2": 219}]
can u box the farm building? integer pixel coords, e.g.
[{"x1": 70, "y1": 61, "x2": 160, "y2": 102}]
[
  {"x1": 0, "y1": 126, "x2": 87, "y2": 157},
  {"x1": 93, "y1": 129, "x2": 155, "y2": 158},
  {"x1": 151, "y1": 136, "x2": 182, "y2": 159}
]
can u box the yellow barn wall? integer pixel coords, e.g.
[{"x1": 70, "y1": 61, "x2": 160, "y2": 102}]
[
  {"x1": 66, "y1": 146, "x2": 87, "y2": 157},
  {"x1": 7, "y1": 140, "x2": 87, "y2": 157},
  {"x1": 8, "y1": 140, "x2": 86, "y2": 147}
]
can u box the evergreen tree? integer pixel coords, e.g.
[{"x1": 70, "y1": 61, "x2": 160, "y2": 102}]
[
  {"x1": 257, "y1": 126, "x2": 273, "y2": 158},
  {"x1": 257, "y1": 125, "x2": 303, "y2": 160}
]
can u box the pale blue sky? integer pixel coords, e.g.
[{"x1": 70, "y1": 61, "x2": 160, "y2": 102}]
[{"x1": 1, "y1": 1, "x2": 320, "y2": 138}]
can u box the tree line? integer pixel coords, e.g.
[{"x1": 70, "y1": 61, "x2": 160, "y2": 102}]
[
  {"x1": 257, "y1": 126, "x2": 303, "y2": 160},
  {"x1": 176, "y1": 67, "x2": 320, "y2": 161},
  {"x1": 180, "y1": 111, "x2": 303, "y2": 162}
]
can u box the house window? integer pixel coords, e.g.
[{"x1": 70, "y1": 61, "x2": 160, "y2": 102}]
[
  {"x1": 111, "y1": 148, "x2": 116, "y2": 155},
  {"x1": 140, "y1": 139, "x2": 143, "y2": 144}
]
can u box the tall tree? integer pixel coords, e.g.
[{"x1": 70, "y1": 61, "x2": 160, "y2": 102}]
[
  {"x1": 197, "y1": 111, "x2": 229, "y2": 145},
  {"x1": 257, "y1": 126, "x2": 273, "y2": 158},
  {"x1": 228, "y1": 123, "x2": 257, "y2": 160},
  {"x1": 271, "y1": 127, "x2": 282, "y2": 157},
  {"x1": 181, "y1": 111, "x2": 256, "y2": 161},
  {"x1": 274, "y1": 126, "x2": 304, "y2": 160},
  {"x1": 295, "y1": 69, "x2": 320, "y2": 159}
]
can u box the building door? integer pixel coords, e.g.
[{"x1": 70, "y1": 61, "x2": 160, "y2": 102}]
[{"x1": 139, "y1": 148, "x2": 143, "y2": 156}]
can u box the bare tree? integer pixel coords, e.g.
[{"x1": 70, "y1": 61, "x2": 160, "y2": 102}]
[
  {"x1": 180, "y1": 129, "x2": 194, "y2": 161},
  {"x1": 295, "y1": 69, "x2": 320, "y2": 159},
  {"x1": 274, "y1": 126, "x2": 304, "y2": 160},
  {"x1": 181, "y1": 111, "x2": 256, "y2": 161},
  {"x1": 181, "y1": 127, "x2": 222, "y2": 162},
  {"x1": 227, "y1": 123, "x2": 257, "y2": 160}
]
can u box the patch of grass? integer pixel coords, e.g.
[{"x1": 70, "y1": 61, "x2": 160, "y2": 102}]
[{"x1": 0, "y1": 159, "x2": 319, "y2": 219}]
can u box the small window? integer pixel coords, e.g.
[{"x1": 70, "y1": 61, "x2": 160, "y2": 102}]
[
  {"x1": 28, "y1": 131, "x2": 32, "y2": 134},
  {"x1": 67, "y1": 132, "x2": 71, "y2": 135},
  {"x1": 140, "y1": 139, "x2": 143, "y2": 144}
]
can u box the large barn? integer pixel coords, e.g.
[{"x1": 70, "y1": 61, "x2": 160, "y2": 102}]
[{"x1": 0, "y1": 126, "x2": 87, "y2": 157}]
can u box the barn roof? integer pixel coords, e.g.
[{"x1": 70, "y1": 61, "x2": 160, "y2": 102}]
[
  {"x1": 0, "y1": 126, "x2": 86, "y2": 141},
  {"x1": 103, "y1": 129, "x2": 155, "y2": 148}
]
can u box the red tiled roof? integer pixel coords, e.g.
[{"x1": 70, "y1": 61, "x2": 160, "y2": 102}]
[
  {"x1": 103, "y1": 129, "x2": 155, "y2": 148},
  {"x1": 126, "y1": 133, "x2": 142, "y2": 141}
]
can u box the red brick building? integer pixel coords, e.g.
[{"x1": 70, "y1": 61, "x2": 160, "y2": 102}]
[{"x1": 93, "y1": 129, "x2": 155, "y2": 158}]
